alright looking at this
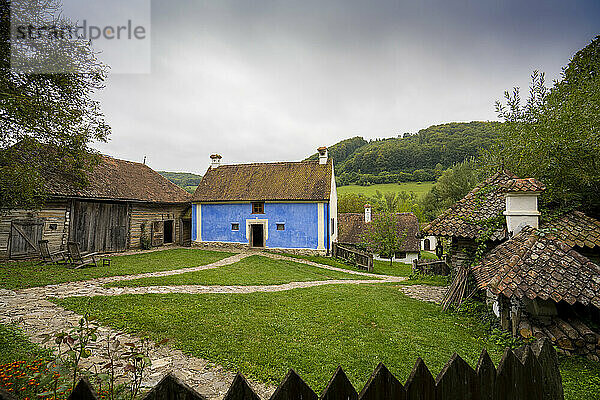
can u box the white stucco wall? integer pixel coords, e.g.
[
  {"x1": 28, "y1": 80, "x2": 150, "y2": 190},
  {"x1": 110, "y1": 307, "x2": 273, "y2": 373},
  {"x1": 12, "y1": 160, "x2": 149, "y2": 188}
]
[
  {"x1": 504, "y1": 193, "x2": 540, "y2": 235},
  {"x1": 329, "y1": 161, "x2": 338, "y2": 247},
  {"x1": 420, "y1": 235, "x2": 437, "y2": 251},
  {"x1": 374, "y1": 251, "x2": 419, "y2": 264}
]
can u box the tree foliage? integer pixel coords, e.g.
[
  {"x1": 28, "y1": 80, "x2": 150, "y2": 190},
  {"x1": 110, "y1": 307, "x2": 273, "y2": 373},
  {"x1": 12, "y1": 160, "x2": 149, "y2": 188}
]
[
  {"x1": 314, "y1": 122, "x2": 498, "y2": 186},
  {"x1": 360, "y1": 211, "x2": 407, "y2": 266},
  {"x1": 338, "y1": 190, "x2": 425, "y2": 221},
  {"x1": 421, "y1": 158, "x2": 485, "y2": 221},
  {"x1": 487, "y1": 36, "x2": 600, "y2": 217},
  {"x1": 0, "y1": 1, "x2": 110, "y2": 209}
]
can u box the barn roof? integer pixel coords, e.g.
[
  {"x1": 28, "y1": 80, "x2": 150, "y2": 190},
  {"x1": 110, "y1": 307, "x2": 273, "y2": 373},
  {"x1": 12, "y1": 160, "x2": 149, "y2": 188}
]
[
  {"x1": 337, "y1": 212, "x2": 421, "y2": 252},
  {"x1": 421, "y1": 170, "x2": 518, "y2": 241},
  {"x1": 192, "y1": 160, "x2": 333, "y2": 202},
  {"x1": 471, "y1": 225, "x2": 600, "y2": 308},
  {"x1": 46, "y1": 155, "x2": 191, "y2": 204}
]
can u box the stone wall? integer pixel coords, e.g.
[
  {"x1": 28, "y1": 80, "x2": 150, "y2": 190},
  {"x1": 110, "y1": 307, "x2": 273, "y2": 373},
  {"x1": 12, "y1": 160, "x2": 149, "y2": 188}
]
[{"x1": 192, "y1": 241, "x2": 327, "y2": 256}]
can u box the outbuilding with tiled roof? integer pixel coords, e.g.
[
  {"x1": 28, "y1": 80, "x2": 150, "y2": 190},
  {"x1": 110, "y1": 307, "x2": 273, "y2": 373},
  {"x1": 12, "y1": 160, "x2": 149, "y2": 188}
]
[{"x1": 427, "y1": 168, "x2": 600, "y2": 359}]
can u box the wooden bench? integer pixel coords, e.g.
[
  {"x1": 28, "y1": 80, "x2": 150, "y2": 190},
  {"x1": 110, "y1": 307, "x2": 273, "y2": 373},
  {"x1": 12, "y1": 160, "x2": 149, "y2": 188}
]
[{"x1": 37, "y1": 240, "x2": 69, "y2": 266}]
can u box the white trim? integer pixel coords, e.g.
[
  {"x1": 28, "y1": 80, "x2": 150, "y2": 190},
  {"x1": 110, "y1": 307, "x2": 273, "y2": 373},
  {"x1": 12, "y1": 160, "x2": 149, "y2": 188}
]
[
  {"x1": 329, "y1": 163, "x2": 338, "y2": 246},
  {"x1": 196, "y1": 204, "x2": 202, "y2": 241},
  {"x1": 317, "y1": 203, "x2": 325, "y2": 250},
  {"x1": 246, "y1": 218, "x2": 269, "y2": 242},
  {"x1": 197, "y1": 200, "x2": 329, "y2": 204}
]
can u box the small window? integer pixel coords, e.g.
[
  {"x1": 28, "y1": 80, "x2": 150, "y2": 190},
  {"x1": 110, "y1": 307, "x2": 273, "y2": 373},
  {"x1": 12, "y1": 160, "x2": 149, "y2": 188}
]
[
  {"x1": 276, "y1": 223, "x2": 285, "y2": 231},
  {"x1": 231, "y1": 223, "x2": 240, "y2": 231},
  {"x1": 394, "y1": 251, "x2": 407, "y2": 259},
  {"x1": 251, "y1": 202, "x2": 264, "y2": 214},
  {"x1": 48, "y1": 223, "x2": 58, "y2": 231},
  {"x1": 331, "y1": 218, "x2": 335, "y2": 234}
]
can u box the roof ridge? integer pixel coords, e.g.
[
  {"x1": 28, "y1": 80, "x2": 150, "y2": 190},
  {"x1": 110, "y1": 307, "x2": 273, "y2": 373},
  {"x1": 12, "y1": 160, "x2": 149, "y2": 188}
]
[{"x1": 213, "y1": 159, "x2": 324, "y2": 168}]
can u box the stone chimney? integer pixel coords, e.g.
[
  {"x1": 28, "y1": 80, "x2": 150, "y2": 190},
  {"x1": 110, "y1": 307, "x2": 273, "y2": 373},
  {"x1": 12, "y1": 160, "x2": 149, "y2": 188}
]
[
  {"x1": 210, "y1": 154, "x2": 222, "y2": 169},
  {"x1": 317, "y1": 146, "x2": 328, "y2": 165},
  {"x1": 364, "y1": 204, "x2": 372, "y2": 223},
  {"x1": 503, "y1": 178, "x2": 546, "y2": 236}
]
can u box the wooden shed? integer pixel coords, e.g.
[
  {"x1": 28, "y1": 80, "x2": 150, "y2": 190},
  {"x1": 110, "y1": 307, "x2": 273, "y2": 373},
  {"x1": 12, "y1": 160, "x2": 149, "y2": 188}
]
[{"x1": 0, "y1": 155, "x2": 191, "y2": 259}]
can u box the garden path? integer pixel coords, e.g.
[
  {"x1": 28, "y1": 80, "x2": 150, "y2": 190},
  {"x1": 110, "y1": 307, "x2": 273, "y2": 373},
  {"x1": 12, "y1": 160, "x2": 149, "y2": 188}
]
[
  {"x1": 398, "y1": 284, "x2": 447, "y2": 304},
  {"x1": 0, "y1": 251, "x2": 406, "y2": 399}
]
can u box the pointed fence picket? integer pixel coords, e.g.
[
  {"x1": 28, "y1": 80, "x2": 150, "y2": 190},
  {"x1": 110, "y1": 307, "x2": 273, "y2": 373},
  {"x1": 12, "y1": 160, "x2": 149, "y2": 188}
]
[{"x1": 0, "y1": 339, "x2": 564, "y2": 400}]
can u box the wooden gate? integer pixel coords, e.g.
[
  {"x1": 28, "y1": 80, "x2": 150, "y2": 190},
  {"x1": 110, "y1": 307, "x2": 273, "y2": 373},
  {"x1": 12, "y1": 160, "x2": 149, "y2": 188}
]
[
  {"x1": 9, "y1": 219, "x2": 43, "y2": 259},
  {"x1": 71, "y1": 201, "x2": 128, "y2": 253}
]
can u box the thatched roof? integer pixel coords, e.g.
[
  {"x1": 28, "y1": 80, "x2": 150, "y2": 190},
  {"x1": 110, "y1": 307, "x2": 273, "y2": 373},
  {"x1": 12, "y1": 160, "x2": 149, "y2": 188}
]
[{"x1": 192, "y1": 160, "x2": 333, "y2": 202}]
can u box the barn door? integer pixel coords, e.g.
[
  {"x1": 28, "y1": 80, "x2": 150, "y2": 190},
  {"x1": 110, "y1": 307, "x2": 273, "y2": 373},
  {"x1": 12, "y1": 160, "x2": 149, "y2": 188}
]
[
  {"x1": 72, "y1": 201, "x2": 128, "y2": 253},
  {"x1": 9, "y1": 220, "x2": 43, "y2": 259}
]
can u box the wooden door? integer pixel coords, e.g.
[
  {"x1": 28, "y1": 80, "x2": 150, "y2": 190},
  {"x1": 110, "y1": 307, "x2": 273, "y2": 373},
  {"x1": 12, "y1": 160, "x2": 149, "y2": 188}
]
[
  {"x1": 72, "y1": 201, "x2": 129, "y2": 253},
  {"x1": 9, "y1": 220, "x2": 43, "y2": 258},
  {"x1": 151, "y1": 220, "x2": 164, "y2": 247}
]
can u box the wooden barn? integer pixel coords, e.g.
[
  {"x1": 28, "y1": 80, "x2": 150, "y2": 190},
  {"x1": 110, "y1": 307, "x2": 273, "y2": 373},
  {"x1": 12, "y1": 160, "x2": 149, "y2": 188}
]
[{"x1": 0, "y1": 155, "x2": 191, "y2": 259}]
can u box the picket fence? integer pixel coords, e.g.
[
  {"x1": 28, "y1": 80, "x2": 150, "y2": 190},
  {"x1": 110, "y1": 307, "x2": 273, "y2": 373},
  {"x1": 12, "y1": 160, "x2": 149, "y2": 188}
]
[{"x1": 0, "y1": 338, "x2": 564, "y2": 400}]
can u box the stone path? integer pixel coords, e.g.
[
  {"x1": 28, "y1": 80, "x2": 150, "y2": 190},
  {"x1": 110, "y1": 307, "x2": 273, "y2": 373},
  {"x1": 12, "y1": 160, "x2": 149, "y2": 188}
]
[
  {"x1": 398, "y1": 284, "x2": 448, "y2": 304},
  {"x1": 0, "y1": 251, "x2": 406, "y2": 399},
  {"x1": 0, "y1": 291, "x2": 272, "y2": 399}
]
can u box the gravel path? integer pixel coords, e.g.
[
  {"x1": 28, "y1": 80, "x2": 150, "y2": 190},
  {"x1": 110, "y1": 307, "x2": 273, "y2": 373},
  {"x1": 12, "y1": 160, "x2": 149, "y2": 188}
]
[
  {"x1": 398, "y1": 284, "x2": 447, "y2": 304},
  {"x1": 0, "y1": 251, "x2": 406, "y2": 399}
]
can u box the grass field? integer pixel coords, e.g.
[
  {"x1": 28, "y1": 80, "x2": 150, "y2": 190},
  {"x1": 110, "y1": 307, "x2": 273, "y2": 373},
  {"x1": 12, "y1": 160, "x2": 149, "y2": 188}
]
[
  {"x1": 0, "y1": 324, "x2": 51, "y2": 365},
  {"x1": 53, "y1": 286, "x2": 503, "y2": 392},
  {"x1": 337, "y1": 182, "x2": 434, "y2": 198},
  {"x1": 53, "y1": 285, "x2": 600, "y2": 399},
  {"x1": 272, "y1": 252, "x2": 413, "y2": 277},
  {"x1": 0, "y1": 249, "x2": 235, "y2": 290},
  {"x1": 107, "y1": 255, "x2": 371, "y2": 288}
]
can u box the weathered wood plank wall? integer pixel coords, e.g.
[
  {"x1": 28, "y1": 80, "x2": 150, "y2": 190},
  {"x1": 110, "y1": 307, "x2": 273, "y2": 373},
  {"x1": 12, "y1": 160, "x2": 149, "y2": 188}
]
[
  {"x1": 129, "y1": 203, "x2": 189, "y2": 249},
  {"x1": 0, "y1": 200, "x2": 69, "y2": 258}
]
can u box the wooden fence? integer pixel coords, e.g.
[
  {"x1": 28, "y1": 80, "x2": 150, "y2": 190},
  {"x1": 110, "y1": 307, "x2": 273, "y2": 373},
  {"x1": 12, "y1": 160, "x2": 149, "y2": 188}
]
[
  {"x1": 0, "y1": 339, "x2": 563, "y2": 400},
  {"x1": 332, "y1": 242, "x2": 373, "y2": 272},
  {"x1": 412, "y1": 257, "x2": 450, "y2": 276}
]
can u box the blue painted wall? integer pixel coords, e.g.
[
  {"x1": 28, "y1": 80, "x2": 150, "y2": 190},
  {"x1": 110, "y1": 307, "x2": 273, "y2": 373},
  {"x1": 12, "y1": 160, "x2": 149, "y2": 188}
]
[{"x1": 198, "y1": 202, "x2": 323, "y2": 249}]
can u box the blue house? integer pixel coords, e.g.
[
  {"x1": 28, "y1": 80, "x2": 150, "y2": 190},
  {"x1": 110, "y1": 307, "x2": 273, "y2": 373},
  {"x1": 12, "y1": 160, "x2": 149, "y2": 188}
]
[{"x1": 191, "y1": 147, "x2": 337, "y2": 253}]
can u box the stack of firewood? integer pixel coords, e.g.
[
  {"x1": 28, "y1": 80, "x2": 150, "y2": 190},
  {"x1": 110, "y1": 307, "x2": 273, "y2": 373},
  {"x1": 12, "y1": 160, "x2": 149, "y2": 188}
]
[{"x1": 518, "y1": 317, "x2": 600, "y2": 361}]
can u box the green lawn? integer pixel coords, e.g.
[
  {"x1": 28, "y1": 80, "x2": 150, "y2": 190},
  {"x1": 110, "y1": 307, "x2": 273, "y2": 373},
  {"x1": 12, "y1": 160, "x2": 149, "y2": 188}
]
[
  {"x1": 0, "y1": 249, "x2": 235, "y2": 290},
  {"x1": 52, "y1": 285, "x2": 600, "y2": 399},
  {"x1": 337, "y1": 182, "x2": 434, "y2": 198},
  {"x1": 54, "y1": 285, "x2": 502, "y2": 392},
  {"x1": 0, "y1": 324, "x2": 51, "y2": 364},
  {"x1": 273, "y1": 252, "x2": 412, "y2": 277},
  {"x1": 107, "y1": 255, "x2": 372, "y2": 288}
]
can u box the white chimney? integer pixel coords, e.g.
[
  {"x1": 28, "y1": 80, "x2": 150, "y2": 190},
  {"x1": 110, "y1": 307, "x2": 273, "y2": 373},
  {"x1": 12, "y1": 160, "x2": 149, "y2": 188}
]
[
  {"x1": 317, "y1": 146, "x2": 328, "y2": 165},
  {"x1": 503, "y1": 178, "x2": 545, "y2": 236},
  {"x1": 364, "y1": 204, "x2": 372, "y2": 223},
  {"x1": 210, "y1": 154, "x2": 222, "y2": 169}
]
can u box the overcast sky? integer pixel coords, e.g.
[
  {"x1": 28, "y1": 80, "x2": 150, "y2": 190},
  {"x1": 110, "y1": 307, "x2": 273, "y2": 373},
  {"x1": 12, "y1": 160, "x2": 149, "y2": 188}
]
[{"x1": 81, "y1": 0, "x2": 599, "y2": 174}]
